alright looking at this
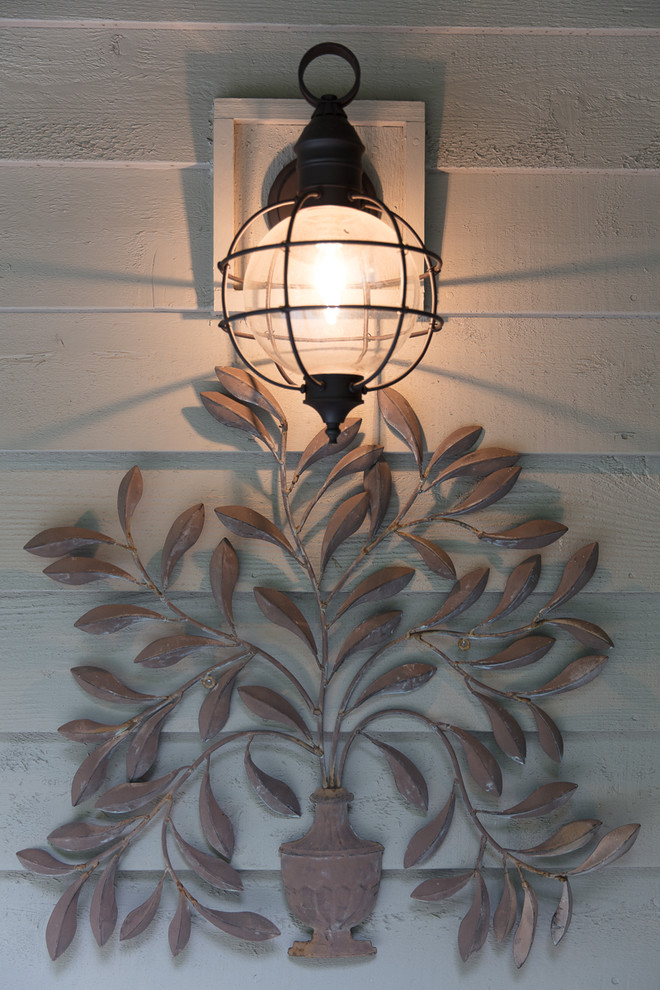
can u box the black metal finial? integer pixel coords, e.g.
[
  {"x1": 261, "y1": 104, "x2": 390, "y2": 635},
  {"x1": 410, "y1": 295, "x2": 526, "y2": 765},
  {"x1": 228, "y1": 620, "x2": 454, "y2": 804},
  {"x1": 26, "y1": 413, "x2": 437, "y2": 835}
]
[{"x1": 297, "y1": 42, "x2": 361, "y2": 108}]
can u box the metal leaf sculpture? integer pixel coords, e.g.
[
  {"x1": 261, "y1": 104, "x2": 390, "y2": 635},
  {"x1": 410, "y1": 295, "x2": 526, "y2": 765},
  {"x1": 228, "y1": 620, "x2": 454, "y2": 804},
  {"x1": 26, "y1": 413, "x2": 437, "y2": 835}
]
[{"x1": 18, "y1": 380, "x2": 639, "y2": 966}]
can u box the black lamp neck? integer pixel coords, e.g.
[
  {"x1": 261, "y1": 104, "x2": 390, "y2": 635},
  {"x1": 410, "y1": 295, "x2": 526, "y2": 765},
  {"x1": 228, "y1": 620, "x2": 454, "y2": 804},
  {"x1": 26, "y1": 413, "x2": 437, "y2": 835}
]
[{"x1": 294, "y1": 97, "x2": 365, "y2": 207}]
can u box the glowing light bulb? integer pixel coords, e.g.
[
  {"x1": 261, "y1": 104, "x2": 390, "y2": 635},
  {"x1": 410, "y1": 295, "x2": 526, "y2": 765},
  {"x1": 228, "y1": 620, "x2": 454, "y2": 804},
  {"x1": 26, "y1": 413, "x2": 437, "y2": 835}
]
[
  {"x1": 314, "y1": 242, "x2": 347, "y2": 325},
  {"x1": 239, "y1": 205, "x2": 423, "y2": 377}
]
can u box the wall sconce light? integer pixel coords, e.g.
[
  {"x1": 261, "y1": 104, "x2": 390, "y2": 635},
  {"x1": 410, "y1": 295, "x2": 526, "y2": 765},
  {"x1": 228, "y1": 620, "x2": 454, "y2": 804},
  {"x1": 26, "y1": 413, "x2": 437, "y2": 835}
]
[{"x1": 217, "y1": 43, "x2": 442, "y2": 440}]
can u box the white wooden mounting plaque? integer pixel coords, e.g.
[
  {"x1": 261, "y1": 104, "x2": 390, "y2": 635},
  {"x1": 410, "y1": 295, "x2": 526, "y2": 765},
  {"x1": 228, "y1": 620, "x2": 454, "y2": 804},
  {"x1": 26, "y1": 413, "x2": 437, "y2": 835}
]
[{"x1": 213, "y1": 99, "x2": 426, "y2": 315}]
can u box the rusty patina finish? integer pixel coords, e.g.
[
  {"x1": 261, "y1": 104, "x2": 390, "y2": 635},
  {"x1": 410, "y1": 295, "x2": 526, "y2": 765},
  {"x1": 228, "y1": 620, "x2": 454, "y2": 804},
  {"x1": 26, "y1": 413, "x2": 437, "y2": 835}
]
[{"x1": 19, "y1": 378, "x2": 639, "y2": 965}]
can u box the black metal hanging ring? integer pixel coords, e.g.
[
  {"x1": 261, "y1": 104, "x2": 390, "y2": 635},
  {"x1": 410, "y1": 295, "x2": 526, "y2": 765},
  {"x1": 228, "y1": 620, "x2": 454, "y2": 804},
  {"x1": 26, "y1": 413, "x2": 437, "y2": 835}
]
[{"x1": 298, "y1": 43, "x2": 361, "y2": 108}]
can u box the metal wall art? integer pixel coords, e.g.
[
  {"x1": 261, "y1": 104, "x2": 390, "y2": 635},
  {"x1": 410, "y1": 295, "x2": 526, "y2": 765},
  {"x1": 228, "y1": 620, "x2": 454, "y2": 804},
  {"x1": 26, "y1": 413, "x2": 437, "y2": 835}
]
[{"x1": 19, "y1": 375, "x2": 639, "y2": 965}]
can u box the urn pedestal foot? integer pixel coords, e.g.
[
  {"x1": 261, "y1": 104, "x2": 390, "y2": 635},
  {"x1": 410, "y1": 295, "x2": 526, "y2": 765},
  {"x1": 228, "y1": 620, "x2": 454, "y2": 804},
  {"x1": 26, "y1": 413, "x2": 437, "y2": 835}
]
[{"x1": 288, "y1": 930, "x2": 377, "y2": 958}]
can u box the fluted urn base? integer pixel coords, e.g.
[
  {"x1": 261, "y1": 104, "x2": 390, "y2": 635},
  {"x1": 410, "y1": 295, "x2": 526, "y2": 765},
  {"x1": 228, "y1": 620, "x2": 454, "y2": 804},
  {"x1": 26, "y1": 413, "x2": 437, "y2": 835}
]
[{"x1": 280, "y1": 788, "x2": 383, "y2": 958}]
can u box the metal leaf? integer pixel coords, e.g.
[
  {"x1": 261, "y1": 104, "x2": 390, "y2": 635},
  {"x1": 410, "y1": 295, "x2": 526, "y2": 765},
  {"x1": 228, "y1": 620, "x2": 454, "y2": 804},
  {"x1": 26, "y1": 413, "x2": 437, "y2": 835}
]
[
  {"x1": 214, "y1": 505, "x2": 294, "y2": 556},
  {"x1": 16, "y1": 848, "x2": 78, "y2": 876},
  {"x1": 160, "y1": 502, "x2": 205, "y2": 589},
  {"x1": 446, "y1": 466, "x2": 521, "y2": 516},
  {"x1": 89, "y1": 854, "x2": 119, "y2": 946},
  {"x1": 43, "y1": 557, "x2": 140, "y2": 585},
  {"x1": 378, "y1": 387, "x2": 424, "y2": 472},
  {"x1": 74, "y1": 603, "x2": 169, "y2": 635},
  {"x1": 119, "y1": 879, "x2": 163, "y2": 941},
  {"x1": 95, "y1": 769, "x2": 179, "y2": 813},
  {"x1": 168, "y1": 892, "x2": 191, "y2": 956},
  {"x1": 214, "y1": 365, "x2": 285, "y2": 423},
  {"x1": 493, "y1": 868, "x2": 517, "y2": 942},
  {"x1": 195, "y1": 903, "x2": 280, "y2": 941},
  {"x1": 514, "y1": 819, "x2": 601, "y2": 857},
  {"x1": 45, "y1": 873, "x2": 88, "y2": 960},
  {"x1": 320, "y1": 491, "x2": 370, "y2": 572},
  {"x1": 426, "y1": 425, "x2": 483, "y2": 477},
  {"x1": 210, "y1": 538, "x2": 239, "y2": 627},
  {"x1": 472, "y1": 693, "x2": 526, "y2": 763},
  {"x1": 353, "y1": 662, "x2": 436, "y2": 709},
  {"x1": 58, "y1": 719, "x2": 122, "y2": 743},
  {"x1": 71, "y1": 736, "x2": 124, "y2": 806},
  {"x1": 449, "y1": 726, "x2": 502, "y2": 795},
  {"x1": 478, "y1": 519, "x2": 568, "y2": 549},
  {"x1": 253, "y1": 586, "x2": 316, "y2": 656},
  {"x1": 433, "y1": 446, "x2": 519, "y2": 486},
  {"x1": 332, "y1": 611, "x2": 402, "y2": 673},
  {"x1": 336, "y1": 565, "x2": 415, "y2": 619},
  {"x1": 24, "y1": 526, "x2": 116, "y2": 558},
  {"x1": 490, "y1": 782, "x2": 577, "y2": 819},
  {"x1": 568, "y1": 823, "x2": 640, "y2": 875},
  {"x1": 71, "y1": 665, "x2": 159, "y2": 703},
  {"x1": 426, "y1": 567, "x2": 490, "y2": 625},
  {"x1": 458, "y1": 872, "x2": 490, "y2": 961},
  {"x1": 126, "y1": 703, "x2": 174, "y2": 780},
  {"x1": 238, "y1": 685, "x2": 311, "y2": 738},
  {"x1": 117, "y1": 465, "x2": 143, "y2": 536},
  {"x1": 293, "y1": 418, "x2": 361, "y2": 480},
  {"x1": 541, "y1": 542, "x2": 599, "y2": 614},
  {"x1": 363, "y1": 459, "x2": 392, "y2": 538},
  {"x1": 410, "y1": 871, "x2": 472, "y2": 901},
  {"x1": 200, "y1": 390, "x2": 272, "y2": 445},
  {"x1": 404, "y1": 791, "x2": 455, "y2": 868},
  {"x1": 171, "y1": 823, "x2": 242, "y2": 892},
  {"x1": 244, "y1": 742, "x2": 301, "y2": 817},
  {"x1": 199, "y1": 766, "x2": 235, "y2": 860},
  {"x1": 469, "y1": 635, "x2": 555, "y2": 671},
  {"x1": 324, "y1": 443, "x2": 384, "y2": 488},
  {"x1": 198, "y1": 659, "x2": 247, "y2": 742},
  {"x1": 529, "y1": 702, "x2": 564, "y2": 763},
  {"x1": 523, "y1": 654, "x2": 608, "y2": 697},
  {"x1": 134, "y1": 634, "x2": 222, "y2": 669},
  {"x1": 546, "y1": 617, "x2": 613, "y2": 650},
  {"x1": 365, "y1": 735, "x2": 428, "y2": 810},
  {"x1": 513, "y1": 880, "x2": 537, "y2": 968},
  {"x1": 481, "y1": 555, "x2": 541, "y2": 625},
  {"x1": 48, "y1": 820, "x2": 137, "y2": 853},
  {"x1": 551, "y1": 880, "x2": 573, "y2": 945},
  {"x1": 398, "y1": 533, "x2": 455, "y2": 580}
]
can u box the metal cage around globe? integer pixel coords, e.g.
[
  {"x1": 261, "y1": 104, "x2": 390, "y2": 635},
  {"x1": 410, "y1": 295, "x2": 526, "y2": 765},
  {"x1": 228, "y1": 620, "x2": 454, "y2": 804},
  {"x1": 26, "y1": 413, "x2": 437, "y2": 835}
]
[{"x1": 219, "y1": 193, "x2": 441, "y2": 395}]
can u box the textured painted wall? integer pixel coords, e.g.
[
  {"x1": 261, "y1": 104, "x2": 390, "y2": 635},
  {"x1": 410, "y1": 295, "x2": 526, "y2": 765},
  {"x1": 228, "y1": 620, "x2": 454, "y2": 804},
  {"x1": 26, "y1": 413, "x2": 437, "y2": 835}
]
[{"x1": 1, "y1": 3, "x2": 658, "y2": 988}]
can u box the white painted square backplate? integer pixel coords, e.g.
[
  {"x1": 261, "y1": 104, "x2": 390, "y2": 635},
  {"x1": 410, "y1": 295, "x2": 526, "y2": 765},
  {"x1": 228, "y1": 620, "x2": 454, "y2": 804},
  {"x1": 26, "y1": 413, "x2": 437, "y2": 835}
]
[{"x1": 213, "y1": 99, "x2": 426, "y2": 315}]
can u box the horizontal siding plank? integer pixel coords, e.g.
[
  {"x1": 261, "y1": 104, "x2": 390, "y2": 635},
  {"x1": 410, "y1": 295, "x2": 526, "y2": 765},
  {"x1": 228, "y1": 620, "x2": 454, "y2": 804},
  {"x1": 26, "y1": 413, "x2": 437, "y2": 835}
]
[
  {"x1": 0, "y1": 30, "x2": 657, "y2": 167},
  {"x1": 3, "y1": 1, "x2": 660, "y2": 28},
  {"x1": 1, "y1": 169, "x2": 659, "y2": 314},
  {"x1": 4, "y1": 456, "x2": 659, "y2": 592},
  {"x1": 0, "y1": 315, "x2": 367, "y2": 455},
  {"x1": 1, "y1": 590, "x2": 657, "y2": 731},
  {"x1": 5, "y1": 733, "x2": 654, "y2": 872},
  {"x1": 0, "y1": 167, "x2": 210, "y2": 310},
  {"x1": 3, "y1": 869, "x2": 657, "y2": 986},
  {"x1": 432, "y1": 171, "x2": 660, "y2": 315},
  {"x1": 2, "y1": 313, "x2": 658, "y2": 453}
]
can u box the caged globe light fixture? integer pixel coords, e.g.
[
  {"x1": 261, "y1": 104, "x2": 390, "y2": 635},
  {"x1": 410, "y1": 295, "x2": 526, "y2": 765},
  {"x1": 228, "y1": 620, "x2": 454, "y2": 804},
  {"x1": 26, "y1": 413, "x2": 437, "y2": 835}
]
[{"x1": 217, "y1": 43, "x2": 442, "y2": 441}]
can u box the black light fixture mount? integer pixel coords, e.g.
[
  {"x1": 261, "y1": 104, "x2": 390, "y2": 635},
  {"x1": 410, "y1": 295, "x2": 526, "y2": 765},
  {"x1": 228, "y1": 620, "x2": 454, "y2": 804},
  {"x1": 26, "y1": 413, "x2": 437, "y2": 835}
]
[{"x1": 218, "y1": 42, "x2": 442, "y2": 441}]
